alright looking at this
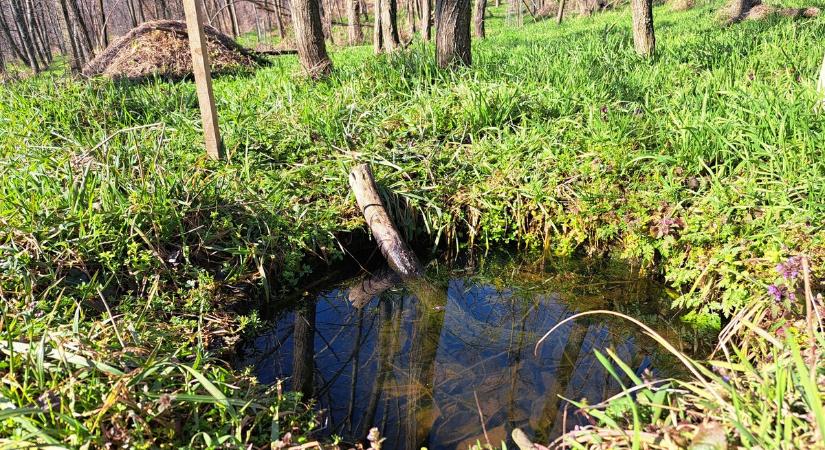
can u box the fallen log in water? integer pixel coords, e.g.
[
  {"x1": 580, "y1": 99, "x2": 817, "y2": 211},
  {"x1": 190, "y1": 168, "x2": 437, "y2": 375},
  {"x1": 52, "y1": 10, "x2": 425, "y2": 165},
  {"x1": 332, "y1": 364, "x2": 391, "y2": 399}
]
[
  {"x1": 347, "y1": 267, "x2": 401, "y2": 308},
  {"x1": 348, "y1": 163, "x2": 445, "y2": 307},
  {"x1": 349, "y1": 163, "x2": 425, "y2": 279}
]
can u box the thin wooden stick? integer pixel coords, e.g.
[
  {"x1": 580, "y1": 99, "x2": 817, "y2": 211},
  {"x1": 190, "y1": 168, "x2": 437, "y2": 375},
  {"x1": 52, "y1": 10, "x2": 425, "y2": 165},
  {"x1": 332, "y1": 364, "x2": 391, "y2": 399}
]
[{"x1": 183, "y1": 0, "x2": 224, "y2": 160}]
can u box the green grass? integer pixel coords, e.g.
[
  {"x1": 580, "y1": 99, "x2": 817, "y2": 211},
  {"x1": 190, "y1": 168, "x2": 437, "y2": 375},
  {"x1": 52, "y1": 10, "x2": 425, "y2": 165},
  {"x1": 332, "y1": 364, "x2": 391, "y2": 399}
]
[{"x1": 1, "y1": 0, "x2": 824, "y2": 447}]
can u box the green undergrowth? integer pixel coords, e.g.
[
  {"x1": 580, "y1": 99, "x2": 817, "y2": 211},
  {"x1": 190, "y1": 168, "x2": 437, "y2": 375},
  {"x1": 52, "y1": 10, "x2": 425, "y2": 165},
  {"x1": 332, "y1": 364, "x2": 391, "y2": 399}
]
[{"x1": 1, "y1": 0, "x2": 824, "y2": 447}]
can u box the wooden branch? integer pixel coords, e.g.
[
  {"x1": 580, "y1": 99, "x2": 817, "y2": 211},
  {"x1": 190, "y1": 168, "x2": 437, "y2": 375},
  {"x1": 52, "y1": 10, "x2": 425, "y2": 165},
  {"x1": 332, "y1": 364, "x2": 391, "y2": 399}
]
[
  {"x1": 254, "y1": 48, "x2": 298, "y2": 55},
  {"x1": 349, "y1": 163, "x2": 424, "y2": 279}
]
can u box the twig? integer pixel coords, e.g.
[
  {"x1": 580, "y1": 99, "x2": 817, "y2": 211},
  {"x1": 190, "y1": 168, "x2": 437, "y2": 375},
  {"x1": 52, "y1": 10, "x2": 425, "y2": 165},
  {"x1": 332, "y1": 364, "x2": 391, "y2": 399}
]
[{"x1": 473, "y1": 389, "x2": 491, "y2": 448}]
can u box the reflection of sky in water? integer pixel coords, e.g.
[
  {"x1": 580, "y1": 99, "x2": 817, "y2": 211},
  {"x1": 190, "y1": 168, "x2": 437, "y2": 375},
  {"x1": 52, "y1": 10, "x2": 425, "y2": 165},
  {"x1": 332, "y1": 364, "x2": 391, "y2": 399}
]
[{"x1": 241, "y1": 275, "x2": 675, "y2": 450}]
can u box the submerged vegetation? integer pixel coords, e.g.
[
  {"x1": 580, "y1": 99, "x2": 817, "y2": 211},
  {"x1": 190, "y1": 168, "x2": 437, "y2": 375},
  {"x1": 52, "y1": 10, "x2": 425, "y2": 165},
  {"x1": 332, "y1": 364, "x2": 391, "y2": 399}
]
[{"x1": 1, "y1": 0, "x2": 824, "y2": 448}]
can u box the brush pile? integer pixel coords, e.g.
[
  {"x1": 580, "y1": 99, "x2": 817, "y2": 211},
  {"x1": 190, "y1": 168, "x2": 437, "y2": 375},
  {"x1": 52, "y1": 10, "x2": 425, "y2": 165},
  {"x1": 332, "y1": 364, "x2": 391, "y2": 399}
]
[{"x1": 83, "y1": 20, "x2": 265, "y2": 80}]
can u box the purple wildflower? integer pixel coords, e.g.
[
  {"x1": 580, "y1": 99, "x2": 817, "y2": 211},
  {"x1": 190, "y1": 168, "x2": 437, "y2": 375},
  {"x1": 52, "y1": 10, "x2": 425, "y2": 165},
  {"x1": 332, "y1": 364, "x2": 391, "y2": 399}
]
[
  {"x1": 776, "y1": 256, "x2": 803, "y2": 281},
  {"x1": 767, "y1": 284, "x2": 787, "y2": 302}
]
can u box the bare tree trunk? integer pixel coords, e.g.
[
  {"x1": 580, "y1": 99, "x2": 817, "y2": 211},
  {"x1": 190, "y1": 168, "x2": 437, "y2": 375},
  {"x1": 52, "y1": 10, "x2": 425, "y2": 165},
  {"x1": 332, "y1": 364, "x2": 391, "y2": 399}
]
[
  {"x1": 254, "y1": 4, "x2": 263, "y2": 43},
  {"x1": 379, "y1": 0, "x2": 399, "y2": 51},
  {"x1": 10, "y1": 0, "x2": 40, "y2": 72},
  {"x1": 34, "y1": 1, "x2": 54, "y2": 63},
  {"x1": 274, "y1": 0, "x2": 286, "y2": 39},
  {"x1": 0, "y1": 8, "x2": 26, "y2": 65},
  {"x1": 319, "y1": 0, "x2": 334, "y2": 43},
  {"x1": 227, "y1": 0, "x2": 240, "y2": 36},
  {"x1": 127, "y1": 0, "x2": 139, "y2": 27},
  {"x1": 55, "y1": 0, "x2": 81, "y2": 71},
  {"x1": 373, "y1": 0, "x2": 383, "y2": 53},
  {"x1": 97, "y1": 0, "x2": 108, "y2": 47},
  {"x1": 291, "y1": 0, "x2": 333, "y2": 77},
  {"x1": 348, "y1": 0, "x2": 363, "y2": 44},
  {"x1": 434, "y1": 0, "x2": 471, "y2": 68},
  {"x1": 556, "y1": 0, "x2": 565, "y2": 23},
  {"x1": 631, "y1": 0, "x2": 654, "y2": 58},
  {"x1": 473, "y1": 0, "x2": 486, "y2": 38},
  {"x1": 420, "y1": 0, "x2": 430, "y2": 41},
  {"x1": 25, "y1": 0, "x2": 49, "y2": 65},
  {"x1": 67, "y1": 0, "x2": 94, "y2": 57},
  {"x1": 407, "y1": 0, "x2": 417, "y2": 36}
]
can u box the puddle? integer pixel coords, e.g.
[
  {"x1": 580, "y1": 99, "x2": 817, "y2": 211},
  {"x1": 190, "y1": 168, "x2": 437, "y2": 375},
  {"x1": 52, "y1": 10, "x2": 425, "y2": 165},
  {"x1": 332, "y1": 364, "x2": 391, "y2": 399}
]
[{"x1": 239, "y1": 256, "x2": 712, "y2": 449}]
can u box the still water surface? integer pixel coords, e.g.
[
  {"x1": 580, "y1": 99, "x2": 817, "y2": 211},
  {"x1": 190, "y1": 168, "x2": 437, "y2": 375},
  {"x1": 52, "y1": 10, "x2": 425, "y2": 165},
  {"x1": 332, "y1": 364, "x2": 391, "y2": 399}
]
[{"x1": 240, "y1": 257, "x2": 708, "y2": 449}]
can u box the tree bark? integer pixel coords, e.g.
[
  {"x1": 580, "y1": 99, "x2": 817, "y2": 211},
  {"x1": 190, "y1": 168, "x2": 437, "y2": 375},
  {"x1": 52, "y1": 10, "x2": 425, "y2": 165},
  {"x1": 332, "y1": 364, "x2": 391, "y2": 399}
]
[
  {"x1": 227, "y1": 0, "x2": 240, "y2": 36},
  {"x1": 348, "y1": 0, "x2": 363, "y2": 44},
  {"x1": 556, "y1": 0, "x2": 566, "y2": 23},
  {"x1": 319, "y1": 0, "x2": 334, "y2": 43},
  {"x1": 97, "y1": 0, "x2": 108, "y2": 47},
  {"x1": 349, "y1": 164, "x2": 425, "y2": 279},
  {"x1": 473, "y1": 0, "x2": 486, "y2": 38},
  {"x1": 631, "y1": 0, "x2": 655, "y2": 58},
  {"x1": 290, "y1": 0, "x2": 333, "y2": 77},
  {"x1": 435, "y1": 0, "x2": 471, "y2": 68},
  {"x1": 420, "y1": 0, "x2": 431, "y2": 41},
  {"x1": 380, "y1": 0, "x2": 400, "y2": 51},
  {"x1": 274, "y1": 0, "x2": 286, "y2": 39},
  {"x1": 10, "y1": 0, "x2": 40, "y2": 71},
  {"x1": 407, "y1": 0, "x2": 417, "y2": 36},
  {"x1": 67, "y1": 0, "x2": 94, "y2": 58},
  {"x1": 54, "y1": 0, "x2": 81, "y2": 71},
  {"x1": 373, "y1": 0, "x2": 383, "y2": 53},
  {"x1": 0, "y1": 8, "x2": 27, "y2": 65}
]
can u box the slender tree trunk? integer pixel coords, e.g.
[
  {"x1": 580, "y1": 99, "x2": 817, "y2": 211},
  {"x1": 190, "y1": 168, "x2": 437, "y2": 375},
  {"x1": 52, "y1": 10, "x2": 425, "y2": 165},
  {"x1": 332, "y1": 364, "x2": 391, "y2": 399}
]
[
  {"x1": 373, "y1": 0, "x2": 383, "y2": 53},
  {"x1": 407, "y1": 0, "x2": 416, "y2": 36},
  {"x1": 319, "y1": 0, "x2": 334, "y2": 43},
  {"x1": 34, "y1": 2, "x2": 53, "y2": 63},
  {"x1": 434, "y1": 0, "x2": 471, "y2": 68},
  {"x1": 631, "y1": 0, "x2": 654, "y2": 57},
  {"x1": 0, "y1": 8, "x2": 25, "y2": 65},
  {"x1": 97, "y1": 0, "x2": 108, "y2": 47},
  {"x1": 556, "y1": 0, "x2": 565, "y2": 23},
  {"x1": 380, "y1": 0, "x2": 400, "y2": 51},
  {"x1": 348, "y1": 0, "x2": 363, "y2": 44},
  {"x1": 67, "y1": 0, "x2": 94, "y2": 57},
  {"x1": 127, "y1": 0, "x2": 139, "y2": 27},
  {"x1": 10, "y1": 0, "x2": 40, "y2": 72},
  {"x1": 274, "y1": 0, "x2": 286, "y2": 39},
  {"x1": 25, "y1": 0, "x2": 49, "y2": 65},
  {"x1": 473, "y1": 0, "x2": 486, "y2": 38},
  {"x1": 254, "y1": 5, "x2": 263, "y2": 43},
  {"x1": 55, "y1": 0, "x2": 81, "y2": 71},
  {"x1": 420, "y1": 0, "x2": 430, "y2": 41},
  {"x1": 291, "y1": 0, "x2": 333, "y2": 77},
  {"x1": 227, "y1": 0, "x2": 240, "y2": 36}
]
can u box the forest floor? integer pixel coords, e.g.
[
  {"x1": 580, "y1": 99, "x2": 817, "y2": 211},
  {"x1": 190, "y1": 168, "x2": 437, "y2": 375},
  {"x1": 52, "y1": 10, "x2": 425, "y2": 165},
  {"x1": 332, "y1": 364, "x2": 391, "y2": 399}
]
[{"x1": 1, "y1": 1, "x2": 824, "y2": 448}]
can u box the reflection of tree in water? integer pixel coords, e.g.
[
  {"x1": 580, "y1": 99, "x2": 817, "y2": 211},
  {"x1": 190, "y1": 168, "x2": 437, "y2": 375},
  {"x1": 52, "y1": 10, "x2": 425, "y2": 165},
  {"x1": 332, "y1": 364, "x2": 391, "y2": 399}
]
[{"x1": 237, "y1": 269, "x2": 693, "y2": 450}]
